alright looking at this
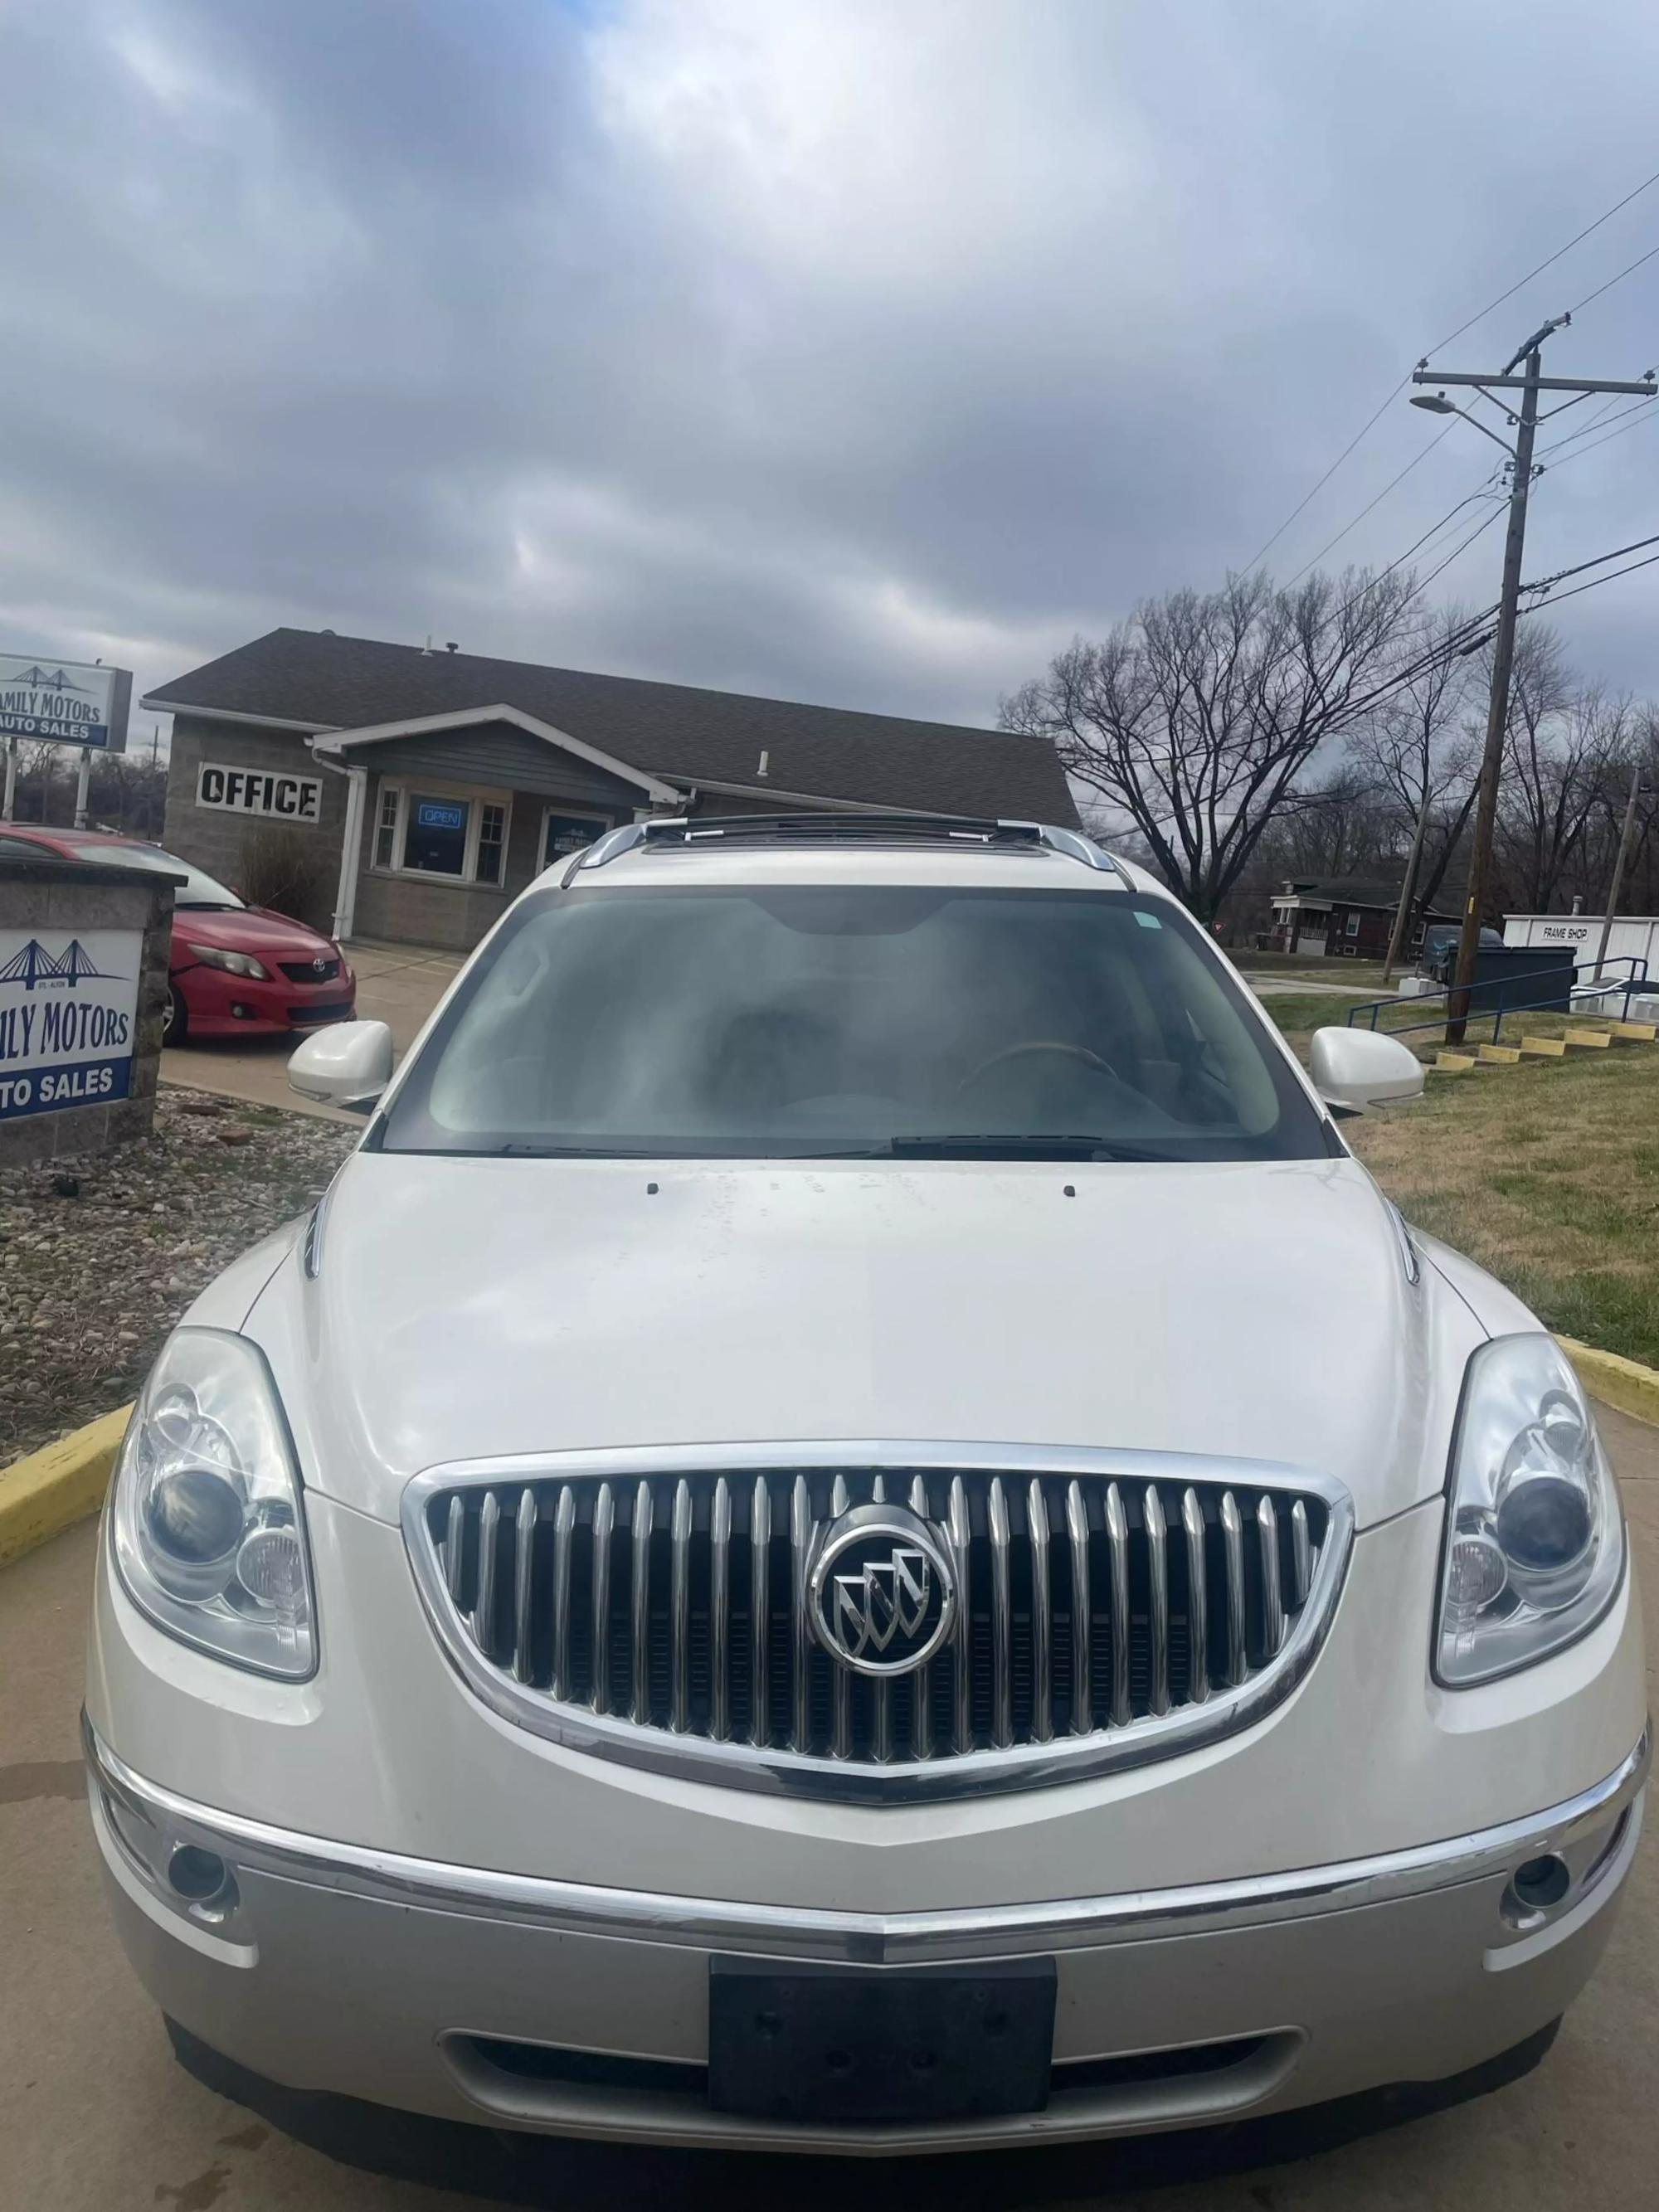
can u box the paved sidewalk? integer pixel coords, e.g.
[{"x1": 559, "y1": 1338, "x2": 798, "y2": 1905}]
[
  {"x1": 2, "y1": 1402, "x2": 1655, "y2": 2208},
  {"x1": 161, "y1": 940, "x2": 461, "y2": 1120}
]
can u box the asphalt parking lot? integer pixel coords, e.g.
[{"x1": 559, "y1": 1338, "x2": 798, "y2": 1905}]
[
  {"x1": 161, "y1": 941, "x2": 461, "y2": 1119},
  {"x1": 3, "y1": 1403, "x2": 1655, "y2": 2212}
]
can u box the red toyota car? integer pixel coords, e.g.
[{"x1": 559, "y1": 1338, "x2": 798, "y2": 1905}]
[{"x1": 0, "y1": 824, "x2": 355, "y2": 1043}]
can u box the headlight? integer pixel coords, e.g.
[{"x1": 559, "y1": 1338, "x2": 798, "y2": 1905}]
[
  {"x1": 110, "y1": 1329, "x2": 316, "y2": 1679},
  {"x1": 1436, "y1": 1334, "x2": 1624, "y2": 1686},
  {"x1": 187, "y1": 943, "x2": 269, "y2": 980}
]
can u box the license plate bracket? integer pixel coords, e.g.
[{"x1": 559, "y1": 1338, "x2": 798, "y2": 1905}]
[{"x1": 708, "y1": 1957, "x2": 1057, "y2": 2125}]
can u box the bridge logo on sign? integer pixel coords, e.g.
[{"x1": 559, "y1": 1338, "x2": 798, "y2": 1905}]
[
  {"x1": 0, "y1": 939, "x2": 128, "y2": 992},
  {"x1": 3, "y1": 665, "x2": 95, "y2": 696}
]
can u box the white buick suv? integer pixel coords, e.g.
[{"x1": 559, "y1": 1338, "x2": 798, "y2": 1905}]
[{"x1": 85, "y1": 814, "x2": 1647, "y2": 2159}]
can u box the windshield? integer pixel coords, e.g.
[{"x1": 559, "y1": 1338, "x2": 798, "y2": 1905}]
[
  {"x1": 380, "y1": 882, "x2": 1331, "y2": 1163},
  {"x1": 74, "y1": 840, "x2": 244, "y2": 910}
]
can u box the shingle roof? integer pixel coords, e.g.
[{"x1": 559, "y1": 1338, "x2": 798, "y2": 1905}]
[
  {"x1": 1278, "y1": 878, "x2": 1454, "y2": 914},
  {"x1": 148, "y1": 628, "x2": 1078, "y2": 826}
]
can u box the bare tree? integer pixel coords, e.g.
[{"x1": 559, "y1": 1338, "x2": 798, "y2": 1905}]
[
  {"x1": 1495, "y1": 629, "x2": 1630, "y2": 912},
  {"x1": 1350, "y1": 606, "x2": 1478, "y2": 978},
  {"x1": 1000, "y1": 568, "x2": 1419, "y2": 920}
]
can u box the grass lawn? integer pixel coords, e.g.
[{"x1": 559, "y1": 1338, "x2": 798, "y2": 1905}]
[
  {"x1": 1235, "y1": 951, "x2": 1395, "y2": 988},
  {"x1": 1253, "y1": 989, "x2": 1659, "y2": 1366},
  {"x1": 1253, "y1": 993, "x2": 1378, "y2": 1060},
  {"x1": 1346, "y1": 1048, "x2": 1659, "y2": 1368}
]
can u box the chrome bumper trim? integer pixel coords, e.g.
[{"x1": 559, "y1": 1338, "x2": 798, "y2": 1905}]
[{"x1": 82, "y1": 1715, "x2": 1647, "y2": 1967}]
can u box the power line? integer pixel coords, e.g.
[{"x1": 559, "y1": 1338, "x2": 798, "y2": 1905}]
[
  {"x1": 1238, "y1": 377, "x2": 1409, "y2": 572},
  {"x1": 1535, "y1": 389, "x2": 1647, "y2": 457},
  {"x1": 1411, "y1": 500, "x2": 1508, "y2": 594},
  {"x1": 1279, "y1": 424, "x2": 1455, "y2": 588},
  {"x1": 1527, "y1": 545, "x2": 1659, "y2": 610},
  {"x1": 1423, "y1": 163, "x2": 1659, "y2": 358},
  {"x1": 1525, "y1": 528, "x2": 1659, "y2": 593},
  {"x1": 1238, "y1": 163, "x2": 1659, "y2": 577},
  {"x1": 1543, "y1": 400, "x2": 1659, "y2": 471},
  {"x1": 1568, "y1": 239, "x2": 1659, "y2": 316},
  {"x1": 1372, "y1": 480, "x2": 1505, "y2": 588}
]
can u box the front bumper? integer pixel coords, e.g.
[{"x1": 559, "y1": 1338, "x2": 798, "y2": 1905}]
[
  {"x1": 86, "y1": 1717, "x2": 1647, "y2": 2154},
  {"x1": 173, "y1": 962, "x2": 355, "y2": 1038}
]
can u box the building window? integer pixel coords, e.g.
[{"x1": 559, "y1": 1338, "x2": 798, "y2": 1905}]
[
  {"x1": 369, "y1": 782, "x2": 513, "y2": 887},
  {"x1": 477, "y1": 802, "x2": 506, "y2": 887},
  {"x1": 542, "y1": 809, "x2": 611, "y2": 868},
  {"x1": 1345, "y1": 911, "x2": 1360, "y2": 937},
  {"x1": 405, "y1": 794, "x2": 470, "y2": 876}
]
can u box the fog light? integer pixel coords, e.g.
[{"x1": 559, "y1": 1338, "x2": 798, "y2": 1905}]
[
  {"x1": 1512, "y1": 1855, "x2": 1571, "y2": 1910},
  {"x1": 168, "y1": 1845, "x2": 231, "y2": 1902},
  {"x1": 1501, "y1": 1851, "x2": 1573, "y2": 1927}
]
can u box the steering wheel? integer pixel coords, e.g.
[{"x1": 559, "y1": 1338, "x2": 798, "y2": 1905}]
[{"x1": 956, "y1": 1039, "x2": 1118, "y2": 1096}]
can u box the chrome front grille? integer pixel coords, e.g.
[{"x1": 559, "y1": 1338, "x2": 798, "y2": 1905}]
[{"x1": 406, "y1": 1449, "x2": 1349, "y2": 1801}]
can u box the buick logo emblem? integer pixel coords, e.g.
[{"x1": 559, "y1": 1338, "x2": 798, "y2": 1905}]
[{"x1": 808, "y1": 1505, "x2": 956, "y2": 1678}]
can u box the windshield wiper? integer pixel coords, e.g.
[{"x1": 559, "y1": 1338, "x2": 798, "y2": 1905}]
[{"x1": 884, "y1": 1134, "x2": 1166, "y2": 1161}]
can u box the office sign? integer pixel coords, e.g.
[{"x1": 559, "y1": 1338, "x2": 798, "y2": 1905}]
[
  {"x1": 0, "y1": 927, "x2": 142, "y2": 1122},
  {"x1": 196, "y1": 762, "x2": 324, "y2": 823},
  {"x1": 0, "y1": 654, "x2": 131, "y2": 752}
]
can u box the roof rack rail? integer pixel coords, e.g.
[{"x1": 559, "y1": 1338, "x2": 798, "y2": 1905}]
[{"x1": 565, "y1": 811, "x2": 1130, "y2": 884}]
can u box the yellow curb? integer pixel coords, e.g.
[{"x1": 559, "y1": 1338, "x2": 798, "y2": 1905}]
[
  {"x1": 1559, "y1": 1338, "x2": 1659, "y2": 1429},
  {"x1": 0, "y1": 1405, "x2": 132, "y2": 1568}
]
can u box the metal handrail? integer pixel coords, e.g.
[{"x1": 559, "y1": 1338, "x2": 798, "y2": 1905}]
[{"x1": 1345, "y1": 954, "x2": 1651, "y2": 1042}]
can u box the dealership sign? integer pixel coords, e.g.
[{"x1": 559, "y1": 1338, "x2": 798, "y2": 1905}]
[
  {"x1": 196, "y1": 762, "x2": 323, "y2": 822},
  {"x1": 0, "y1": 928, "x2": 142, "y2": 1122},
  {"x1": 0, "y1": 653, "x2": 131, "y2": 751}
]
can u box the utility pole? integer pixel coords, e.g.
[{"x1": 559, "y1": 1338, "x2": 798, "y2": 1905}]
[
  {"x1": 1410, "y1": 320, "x2": 1656, "y2": 1042},
  {"x1": 1593, "y1": 759, "x2": 1645, "y2": 983},
  {"x1": 1381, "y1": 799, "x2": 1430, "y2": 985},
  {"x1": 73, "y1": 745, "x2": 92, "y2": 829}
]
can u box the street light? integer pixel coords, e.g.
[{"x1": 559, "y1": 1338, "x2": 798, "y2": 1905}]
[{"x1": 1410, "y1": 391, "x2": 1518, "y2": 458}]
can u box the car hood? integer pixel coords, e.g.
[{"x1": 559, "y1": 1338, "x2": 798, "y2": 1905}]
[
  {"x1": 249, "y1": 1152, "x2": 1485, "y2": 1530},
  {"x1": 172, "y1": 906, "x2": 341, "y2": 958}
]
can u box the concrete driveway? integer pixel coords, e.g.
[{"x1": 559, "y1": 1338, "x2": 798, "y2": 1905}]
[
  {"x1": 161, "y1": 941, "x2": 462, "y2": 1120},
  {"x1": 4, "y1": 1403, "x2": 1655, "y2": 2210}
]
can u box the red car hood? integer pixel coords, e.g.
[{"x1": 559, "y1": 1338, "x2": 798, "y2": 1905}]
[{"x1": 173, "y1": 906, "x2": 343, "y2": 960}]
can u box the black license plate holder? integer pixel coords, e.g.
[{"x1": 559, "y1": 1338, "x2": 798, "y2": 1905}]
[{"x1": 708, "y1": 1957, "x2": 1057, "y2": 2125}]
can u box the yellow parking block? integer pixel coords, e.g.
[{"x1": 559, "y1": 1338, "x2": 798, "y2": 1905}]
[
  {"x1": 0, "y1": 1405, "x2": 130, "y2": 1567},
  {"x1": 1433, "y1": 1052, "x2": 1480, "y2": 1072},
  {"x1": 1519, "y1": 1035, "x2": 1567, "y2": 1057},
  {"x1": 1477, "y1": 1043, "x2": 1523, "y2": 1064},
  {"x1": 1564, "y1": 1028, "x2": 1613, "y2": 1048},
  {"x1": 1600, "y1": 1019, "x2": 1658, "y2": 1042}
]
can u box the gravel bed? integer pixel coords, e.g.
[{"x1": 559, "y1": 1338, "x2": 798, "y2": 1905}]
[{"x1": 0, "y1": 1089, "x2": 358, "y2": 1467}]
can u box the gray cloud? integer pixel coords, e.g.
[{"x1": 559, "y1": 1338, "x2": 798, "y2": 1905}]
[{"x1": 4, "y1": 0, "x2": 1659, "y2": 747}]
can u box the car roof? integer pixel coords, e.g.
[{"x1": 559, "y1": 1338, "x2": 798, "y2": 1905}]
[
  {"x1": 1, "y1": 823, "x2": 141, "y2": 849},
  {"x1": 543, "y1": 814, "x2": 1166, "y2": 899}
]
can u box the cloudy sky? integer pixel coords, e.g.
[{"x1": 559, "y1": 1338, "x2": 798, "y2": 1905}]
[{"x1": 5, "y1": 0, "x2": 1659, "y2": 747}]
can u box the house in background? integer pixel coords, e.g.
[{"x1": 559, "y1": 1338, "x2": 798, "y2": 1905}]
[
  {"x1": 1268, "y1": 878, "x2": 1456, "y2": 960},
  {"x1": 144, "y1": 628, "x2": 1078, "y2": 954}
]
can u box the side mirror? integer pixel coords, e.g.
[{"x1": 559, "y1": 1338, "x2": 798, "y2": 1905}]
[
  {"x1": 1309, "y1": 1026, "x2": 1424, "y2": 1114},
  {"x1": 288, "y1": 1019, "x2": 394, "y2": 1112}
]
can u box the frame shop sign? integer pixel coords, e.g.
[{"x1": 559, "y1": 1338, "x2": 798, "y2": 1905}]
[{"x1": 0, "y1": 928, "x2": 142, "y2": 1121}]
